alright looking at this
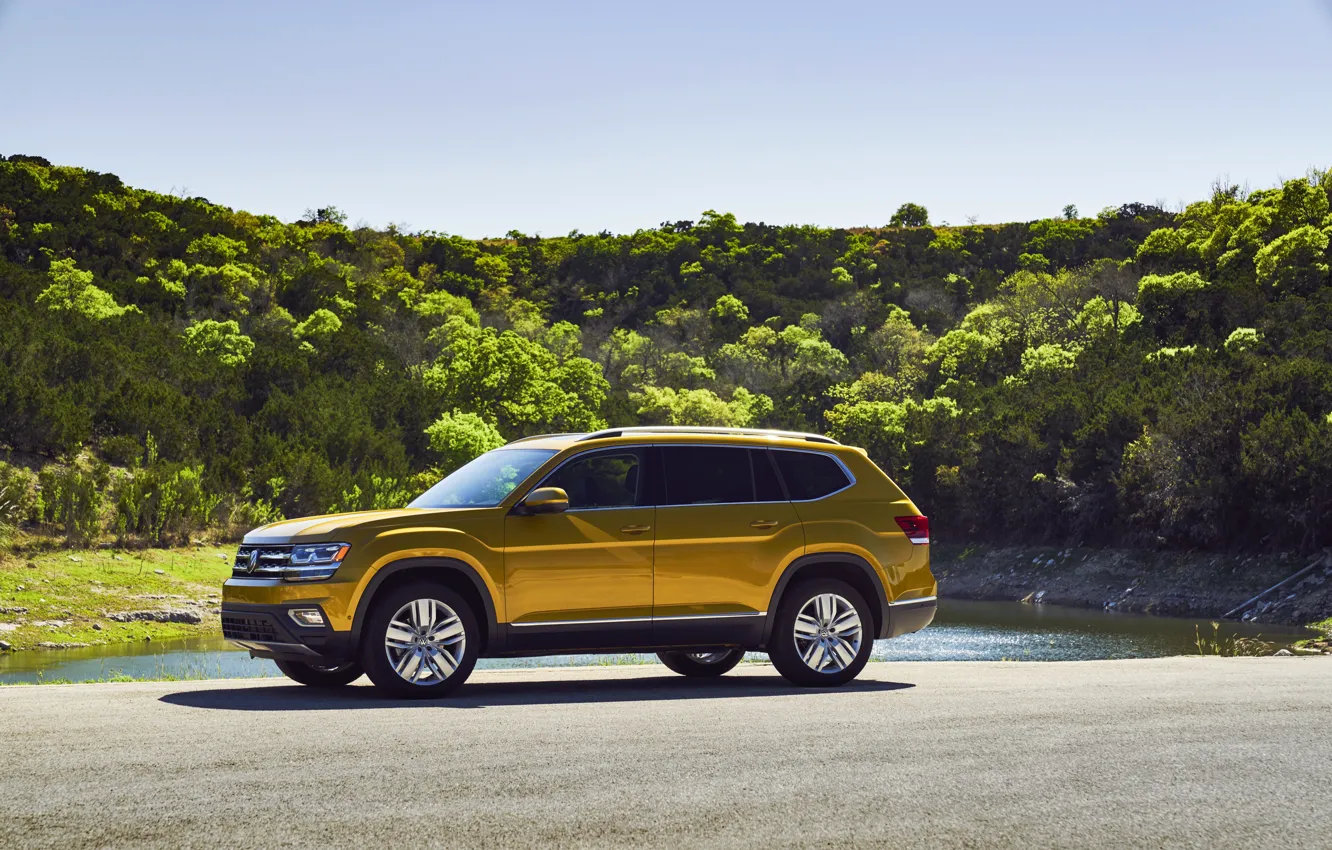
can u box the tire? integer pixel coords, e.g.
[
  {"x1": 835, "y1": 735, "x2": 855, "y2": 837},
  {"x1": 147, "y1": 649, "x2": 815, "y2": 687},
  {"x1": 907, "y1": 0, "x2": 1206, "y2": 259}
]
[
  {"x1": 768, "y1": 578, "x2": 873, "y2": 687},
  {"x1": 273, "y1": 659, "x2": 364, "y2": 687},
  {"x1": 359, "y1": 582, "x2": 479, "y2": 699},
  {"x1": 657, "y1": 648, "x2": 745, "y2": 677}
]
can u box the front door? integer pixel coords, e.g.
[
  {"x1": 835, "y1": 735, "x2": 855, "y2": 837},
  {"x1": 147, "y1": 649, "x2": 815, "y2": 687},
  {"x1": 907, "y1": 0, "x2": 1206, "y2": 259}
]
[
  {"x1": 504, "y1": 448, "x2": 654, "y2": 651},
  {"x1": 651, "y1": 445, "x2": 803, "y2": 646}
]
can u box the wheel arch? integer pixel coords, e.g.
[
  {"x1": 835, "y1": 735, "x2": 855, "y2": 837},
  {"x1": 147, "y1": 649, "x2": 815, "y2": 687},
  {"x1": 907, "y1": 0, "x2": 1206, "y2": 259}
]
[
  {"x1": 350, "y1": 558, "x2": 499, "y2": 653},
  {"x1": 763, "y1": 553, "x2": 889, "y2": 646}
]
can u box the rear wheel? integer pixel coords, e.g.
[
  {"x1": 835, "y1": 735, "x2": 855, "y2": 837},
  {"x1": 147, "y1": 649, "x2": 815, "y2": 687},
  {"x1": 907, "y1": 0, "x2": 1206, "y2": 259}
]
[
  {"x1": 359, "y1": 582, "x2": 479, "y2": 698},
  {"x1": 273, "y1": 659, "x2": 363, "y2": 687},
  {"x1": 768, "y1": 579, "x2": 873, "y2": 687},
  {"x1": 657, "y1": 648, "x2": 745, "y2": 677}
]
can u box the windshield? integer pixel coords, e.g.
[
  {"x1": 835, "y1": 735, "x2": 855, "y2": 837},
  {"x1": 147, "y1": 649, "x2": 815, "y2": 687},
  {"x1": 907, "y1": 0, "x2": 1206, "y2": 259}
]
[{"x1": 409, "y1": 448, "x2": 556, "y2": 509}]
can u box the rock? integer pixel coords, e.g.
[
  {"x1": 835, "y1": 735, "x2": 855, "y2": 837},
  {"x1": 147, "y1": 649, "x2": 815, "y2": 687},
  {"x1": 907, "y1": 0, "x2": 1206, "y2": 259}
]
[
  {"x1": 153, "y1": 569, "x2": 165, "y2": 575},
  {"x1": 98, "y1": 542, "x2": 113, "y2": 549},
  {"x1": 113, "y1": 555, "x2": 125, "y2": 561},
  {"x1": 0, "y1": 607, "x2": 28, "y2": 615},
  {"x1": 67, "y1": 556, "x2": 82, "y2": 563},
  {"x1": 26, "y1": 562, "x2": 37, "y2": 569},
  {"x1": 0, "y1": 640, "x2": 11, "y2": 651},
  {"x1": 216, "y1": 553, "x2": 228, "y2": 560},
  {"x1": 107, "y1": 609, "x2": 203, "y2": 625},
  {"x1": 1273, "y1": 649, "x2": 1294, "y2": 656},
  {"x1": 91, "y1": 622, "x2": 103, "y2": 631},
  {"x1": 37, "y1": 642, "x2": 90, "y2": 649},
  {"x1": 1045, "y1": 559, "x2": 1055, "y2": 567}
]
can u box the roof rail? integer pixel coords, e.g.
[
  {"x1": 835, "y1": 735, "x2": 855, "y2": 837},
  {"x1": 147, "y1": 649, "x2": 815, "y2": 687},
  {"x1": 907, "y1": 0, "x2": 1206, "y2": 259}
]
[
  {"x1": 508, "y1": 432, "x2": 584, "y2": 444},
  {"x1": 576, "y1": 426, "x2": 839, "y2": 445}
]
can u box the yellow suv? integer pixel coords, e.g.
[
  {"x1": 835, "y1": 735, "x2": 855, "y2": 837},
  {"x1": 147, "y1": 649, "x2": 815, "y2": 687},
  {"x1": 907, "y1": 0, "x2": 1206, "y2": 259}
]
[{"x1": 222, "y1": 427, "x2": 936, "y2": 697}]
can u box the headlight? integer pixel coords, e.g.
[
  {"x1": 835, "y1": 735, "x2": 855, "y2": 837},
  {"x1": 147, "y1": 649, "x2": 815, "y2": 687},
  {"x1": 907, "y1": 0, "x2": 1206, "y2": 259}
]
[{"x1": 284, "y1": 543, "x2": 351, "y2": 582}]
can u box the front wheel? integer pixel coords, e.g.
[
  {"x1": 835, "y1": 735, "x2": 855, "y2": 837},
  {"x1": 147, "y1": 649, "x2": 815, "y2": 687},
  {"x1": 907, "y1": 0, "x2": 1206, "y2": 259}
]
[
  {"x1": 768, "y1": 579, "x2": 873, "y2": 687},
  {"x1": 657, "y1": 648, "x2": 745, "y2": 677},
  {"x1": 274, "y1": 659, "x2": 364, "y2": 688},
  {"x1": 359, "y1": 582, "x2": 479, "y2": 698}
]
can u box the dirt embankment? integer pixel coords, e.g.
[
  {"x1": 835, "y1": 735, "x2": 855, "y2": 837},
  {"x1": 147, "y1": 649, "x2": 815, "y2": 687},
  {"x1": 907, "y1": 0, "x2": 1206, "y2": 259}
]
[{"x1": 933, "y1": 544, "x2": 1332, "y2": 627}]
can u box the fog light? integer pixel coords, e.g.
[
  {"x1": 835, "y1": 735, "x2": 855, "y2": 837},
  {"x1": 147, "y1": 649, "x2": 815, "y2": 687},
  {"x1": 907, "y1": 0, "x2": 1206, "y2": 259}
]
[{"x1": 288, "y1": 608, "x2": 326, "y2": 627}]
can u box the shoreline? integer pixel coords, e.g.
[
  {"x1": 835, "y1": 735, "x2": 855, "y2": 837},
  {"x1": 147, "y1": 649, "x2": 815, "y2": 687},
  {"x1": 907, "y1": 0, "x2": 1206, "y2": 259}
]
[{"x1": 933, "y1": 543, "x2": 1332, "y2": 627}]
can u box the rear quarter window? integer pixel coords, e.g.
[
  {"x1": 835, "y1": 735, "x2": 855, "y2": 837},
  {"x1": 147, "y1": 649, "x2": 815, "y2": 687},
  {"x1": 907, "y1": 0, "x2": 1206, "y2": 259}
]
[{"x1": 772, "y1": 450, "x2": 851, "y2": 500}]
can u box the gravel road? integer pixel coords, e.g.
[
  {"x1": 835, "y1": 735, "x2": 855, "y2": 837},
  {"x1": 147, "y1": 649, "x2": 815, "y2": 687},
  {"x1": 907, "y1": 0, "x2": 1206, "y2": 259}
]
[{"x1": 2, "y1": 658, "x2": 1328, "y2": 849}]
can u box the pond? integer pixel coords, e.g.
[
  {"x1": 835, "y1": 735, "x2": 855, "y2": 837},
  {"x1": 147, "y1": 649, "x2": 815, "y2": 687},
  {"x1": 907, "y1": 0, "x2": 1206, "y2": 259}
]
[{"x1": 0, "y1": 599, "x2": 1316, "y2": 685}]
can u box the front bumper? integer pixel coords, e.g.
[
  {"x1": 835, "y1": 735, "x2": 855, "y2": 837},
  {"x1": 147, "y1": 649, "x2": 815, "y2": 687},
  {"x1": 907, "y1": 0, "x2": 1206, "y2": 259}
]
[
  {"x1": 221, "y1": 603, "x2": 355, "y2": 663},
  {"x1": 883, "y1": 596, "x2": 937, "y2": 639}
]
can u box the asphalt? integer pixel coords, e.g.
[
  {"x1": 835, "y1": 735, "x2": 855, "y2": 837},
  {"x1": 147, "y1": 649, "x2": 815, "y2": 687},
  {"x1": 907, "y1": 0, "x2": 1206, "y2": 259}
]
[{"x1": 1, "y1": 658, "x2": 1329, "y2": 849}]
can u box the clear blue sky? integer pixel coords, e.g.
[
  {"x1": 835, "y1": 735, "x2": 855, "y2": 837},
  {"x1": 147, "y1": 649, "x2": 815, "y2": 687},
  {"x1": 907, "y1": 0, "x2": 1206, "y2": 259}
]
[{"x1": 3, "y1": 1, "x2": 1331, "y2": 236}]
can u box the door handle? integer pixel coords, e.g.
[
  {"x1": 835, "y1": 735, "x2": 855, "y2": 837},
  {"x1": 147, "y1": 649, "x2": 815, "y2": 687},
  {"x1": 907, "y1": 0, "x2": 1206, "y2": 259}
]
[
  {"x1": 750, "y1": 520, "x2": 780, "y2": 529},
  {"x1": 620, "y1": 524, "x2": 652, "y2": 535}
]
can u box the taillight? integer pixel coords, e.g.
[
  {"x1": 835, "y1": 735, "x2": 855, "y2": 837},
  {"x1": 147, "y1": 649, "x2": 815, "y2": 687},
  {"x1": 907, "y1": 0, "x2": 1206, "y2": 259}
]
[{"x1": 894, "y1": 515, "x2": 929, "y2": 545}]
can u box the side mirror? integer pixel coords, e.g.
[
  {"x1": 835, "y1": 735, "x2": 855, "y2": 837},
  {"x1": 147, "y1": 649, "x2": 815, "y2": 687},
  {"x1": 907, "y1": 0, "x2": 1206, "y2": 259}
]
[{"x1": 520, "y1": 487, "x2": 569, "y2": 515}]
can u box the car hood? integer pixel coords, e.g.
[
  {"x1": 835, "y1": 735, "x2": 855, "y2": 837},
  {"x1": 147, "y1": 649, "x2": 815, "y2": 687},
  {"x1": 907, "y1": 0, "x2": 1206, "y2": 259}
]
[{"x1": 241, "y1": 507, "x2": 480, "y2": 544}]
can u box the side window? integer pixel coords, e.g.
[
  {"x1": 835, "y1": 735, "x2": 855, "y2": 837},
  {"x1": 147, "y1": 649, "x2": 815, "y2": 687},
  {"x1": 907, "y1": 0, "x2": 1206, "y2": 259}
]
[
  {"x1": 540, "y1": 451, "x2": 642, "y2": 509},
  {"x1": 772, "y1": 450, "x2": 851, "y2": 501},
  {"x1": 660, "y1": 446, "x2": 754, "y2": 505},
  {"x1": 751, "y1": 449, "x2": 786, "y2": 502}
]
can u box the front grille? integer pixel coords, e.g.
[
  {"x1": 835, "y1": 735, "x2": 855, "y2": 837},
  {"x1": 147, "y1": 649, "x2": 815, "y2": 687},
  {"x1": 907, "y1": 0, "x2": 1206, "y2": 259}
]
[
  {"x1": 222, "y1": 614, "x2": 280, "y2": 642},
  {"x1": 232, "y1": 544, "x2": 293, "y2": 578}
]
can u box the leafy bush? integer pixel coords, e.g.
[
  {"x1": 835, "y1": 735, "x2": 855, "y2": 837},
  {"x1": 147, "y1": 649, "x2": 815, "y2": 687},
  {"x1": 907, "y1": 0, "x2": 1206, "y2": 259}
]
[
  {"x1": 0, "y1": 461, "x2": 38, "y2": 545},
  {"x1": 113, "y1": 462, "x2": 221, "y2": 545},
  {"x1": 36, "y1": 454, "x2": 111, "y2": 546}
]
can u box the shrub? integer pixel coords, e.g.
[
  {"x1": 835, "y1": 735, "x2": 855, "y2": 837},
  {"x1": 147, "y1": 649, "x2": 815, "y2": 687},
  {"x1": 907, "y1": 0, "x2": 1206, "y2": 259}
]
[
  {"x1": 113, "y1": 462, "x2": 221, "y2": 545},
  {"x1": 37, "y1": 454, "x2": 111, "y2": 546},
  {"x1": 0, "y1": 461, "x2": 39, "y2": 545}
]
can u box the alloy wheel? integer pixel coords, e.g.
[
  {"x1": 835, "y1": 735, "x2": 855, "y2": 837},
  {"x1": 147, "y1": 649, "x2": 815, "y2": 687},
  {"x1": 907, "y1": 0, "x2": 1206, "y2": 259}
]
[
  {"x1": 793, "y1": 592, "x2": 863, "y2": 673},
  {"x1": 383, "y1": 598, "x2": 466, "y2": 686}
]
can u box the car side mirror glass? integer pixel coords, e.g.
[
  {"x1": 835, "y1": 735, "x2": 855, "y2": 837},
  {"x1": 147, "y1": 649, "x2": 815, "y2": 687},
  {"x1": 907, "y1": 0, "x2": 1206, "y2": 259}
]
[{"x1": 521, "y1": 487, "x2": 569, "y2": 514}]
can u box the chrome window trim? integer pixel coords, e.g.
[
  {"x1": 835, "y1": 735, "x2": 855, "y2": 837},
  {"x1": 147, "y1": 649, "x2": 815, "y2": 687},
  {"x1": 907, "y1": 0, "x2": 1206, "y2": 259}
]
[
  {"x1": 509, "y1": 611, "x2": 766, "y2": 628},
  {"x1": 765, "y1": 447, "x2": 857, "y2": 502},
  {"x1": 655, "y1": 443, "x2": 856, "y2": 506},
  {"x1": 515, "y1": 442, "x2": 857, "y2": 511}
]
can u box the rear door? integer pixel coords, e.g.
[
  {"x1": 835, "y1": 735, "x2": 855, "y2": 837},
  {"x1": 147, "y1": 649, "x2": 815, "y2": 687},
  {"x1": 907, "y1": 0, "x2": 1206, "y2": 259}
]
[{"x1": 651, "y1": 445, "x2": 803, "y2": 645}]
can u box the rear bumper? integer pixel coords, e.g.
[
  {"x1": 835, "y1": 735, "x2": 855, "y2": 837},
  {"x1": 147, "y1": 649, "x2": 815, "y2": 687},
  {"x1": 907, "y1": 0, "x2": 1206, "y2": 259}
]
[
  {"x1": 221, "y1": 603, "x2": 354, "y2": 663},
  {"x1": 882, "y1": 596, "x2": 937, "y2": 639}
]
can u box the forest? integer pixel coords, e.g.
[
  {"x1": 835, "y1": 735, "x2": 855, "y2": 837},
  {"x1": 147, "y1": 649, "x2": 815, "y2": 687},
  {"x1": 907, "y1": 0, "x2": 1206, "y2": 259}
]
[{"x1": 0, "y1": 154, "x2": 1329, "y2": 553}]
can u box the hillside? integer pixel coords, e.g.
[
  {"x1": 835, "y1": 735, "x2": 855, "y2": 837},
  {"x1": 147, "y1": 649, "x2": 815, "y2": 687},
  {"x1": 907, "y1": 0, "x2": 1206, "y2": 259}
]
[{"x1": 1, "y1": 155, "x2": 1330, "y2": 553}]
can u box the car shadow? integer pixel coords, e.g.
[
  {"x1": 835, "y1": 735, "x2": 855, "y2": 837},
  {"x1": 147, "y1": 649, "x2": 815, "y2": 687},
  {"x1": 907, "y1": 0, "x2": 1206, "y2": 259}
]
[{"x1": 159, "y1": 673, "x2": 915, "y2": 711}]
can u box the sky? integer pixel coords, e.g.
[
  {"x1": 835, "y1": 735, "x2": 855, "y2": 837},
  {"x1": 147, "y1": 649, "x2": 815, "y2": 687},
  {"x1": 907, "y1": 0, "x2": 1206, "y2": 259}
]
[{"x1": 2, "y1": 1, "x2": 1331, "y2": 237}]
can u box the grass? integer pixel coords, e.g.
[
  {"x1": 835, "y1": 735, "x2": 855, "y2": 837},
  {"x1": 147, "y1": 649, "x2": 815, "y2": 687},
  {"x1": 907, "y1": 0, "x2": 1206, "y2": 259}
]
[
  {"x1": 1194, "y1": 622, "x2": 1271, "y2": 657},
  {"x1": 0, "y1": 543, "x2": 232, "y2": 651}
]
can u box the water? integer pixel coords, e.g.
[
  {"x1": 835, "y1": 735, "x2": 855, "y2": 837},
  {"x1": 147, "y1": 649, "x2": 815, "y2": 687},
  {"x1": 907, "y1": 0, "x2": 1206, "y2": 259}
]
[{"x1": 0, "y1": 600, "x2": 1315, "y2": 685}]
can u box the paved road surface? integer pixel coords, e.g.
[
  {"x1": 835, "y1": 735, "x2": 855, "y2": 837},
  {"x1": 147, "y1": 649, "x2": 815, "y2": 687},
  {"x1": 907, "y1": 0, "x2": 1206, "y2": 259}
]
[{"x1": 2, "y1": 658, "x2": 1329, "y2": 849}]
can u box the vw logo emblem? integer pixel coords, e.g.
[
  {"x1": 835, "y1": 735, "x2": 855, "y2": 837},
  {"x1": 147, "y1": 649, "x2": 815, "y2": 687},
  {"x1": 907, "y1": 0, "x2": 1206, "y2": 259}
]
[{"x1": 247, "y1": 550, "x2": 260, "y2": 573}]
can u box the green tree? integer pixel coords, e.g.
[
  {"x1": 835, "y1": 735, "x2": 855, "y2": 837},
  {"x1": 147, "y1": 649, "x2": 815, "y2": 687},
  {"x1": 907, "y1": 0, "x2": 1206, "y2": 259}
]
[
  {"x1": 424, "y1": 411, "x2": 506, "y2": 473},
  {"x1": 890, "y1": 202, "x2": 929, "y2": 228},
  {"x1": 37, "y1": 259, "x2": 138, "y2": 320}
]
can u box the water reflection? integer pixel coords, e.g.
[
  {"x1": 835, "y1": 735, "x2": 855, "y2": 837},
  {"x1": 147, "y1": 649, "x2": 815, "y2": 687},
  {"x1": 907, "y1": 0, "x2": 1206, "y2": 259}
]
[{"x1": 0, "y1": 599, "x2": 1315, "y2": 685}]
